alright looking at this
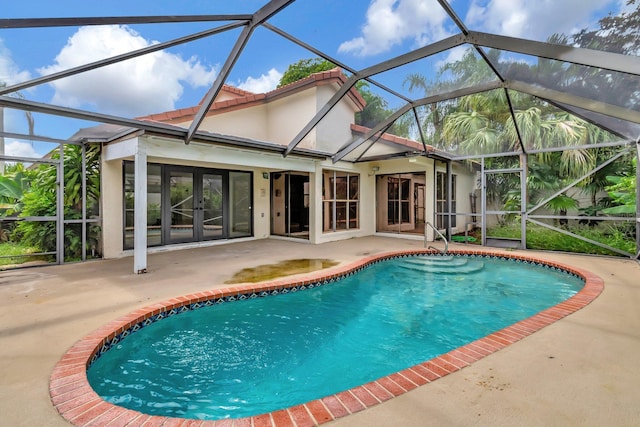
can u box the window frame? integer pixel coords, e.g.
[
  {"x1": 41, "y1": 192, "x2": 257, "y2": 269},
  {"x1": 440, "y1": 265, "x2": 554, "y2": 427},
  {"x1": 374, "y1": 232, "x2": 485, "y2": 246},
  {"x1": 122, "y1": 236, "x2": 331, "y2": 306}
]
[
  {"x1": 322, "y1": 170, "x2": 360, "y2": 232},
  {"x1": 436, "y1": 171, "x2": 457, "y2": 229}
]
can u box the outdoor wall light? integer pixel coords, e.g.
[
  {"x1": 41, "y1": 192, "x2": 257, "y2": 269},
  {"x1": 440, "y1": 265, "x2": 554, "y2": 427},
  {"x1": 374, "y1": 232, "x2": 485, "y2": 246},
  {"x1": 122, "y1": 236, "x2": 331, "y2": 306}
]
[{"x1": 262, "y1": 172, "x2": 269, "y2": 179}]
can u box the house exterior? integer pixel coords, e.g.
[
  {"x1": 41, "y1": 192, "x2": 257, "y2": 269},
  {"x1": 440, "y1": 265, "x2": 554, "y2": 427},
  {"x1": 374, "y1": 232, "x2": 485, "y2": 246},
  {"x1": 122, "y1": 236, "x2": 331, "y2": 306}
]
[{"x1": 97, "y1": 69, "x2": 476, "y2": 272}]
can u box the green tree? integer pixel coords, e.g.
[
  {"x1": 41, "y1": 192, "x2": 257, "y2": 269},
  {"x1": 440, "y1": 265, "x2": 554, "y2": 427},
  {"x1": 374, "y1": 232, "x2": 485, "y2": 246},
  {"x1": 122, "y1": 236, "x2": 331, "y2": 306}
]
[
  {"x1": 0, "y1": 164, "x2": 34, "y2": 214},
  {"x1": 573, "y1": 0, "x2": 640, "y2": 55},
  {"x1": 277, "y1": 58, "x2": 336, "y2": 87},
  {"x1": 277, "y1": 58, "x2": 408, "y2": 136},
  {"x1": 355, "y1": 81, "x2": 402, "y2": 132},
  {"x1": 404, "y1": 44, "x2": 621, "y2": 224},
  {"x1": 602, "y1": 157, "x2": 637, "y2": 215},
  {"x1": 12, "y1": 144, "x2": 101, "y2": 259},
  {"x1": 404, "y1": 48, "x2": 503, "y2": 148}
]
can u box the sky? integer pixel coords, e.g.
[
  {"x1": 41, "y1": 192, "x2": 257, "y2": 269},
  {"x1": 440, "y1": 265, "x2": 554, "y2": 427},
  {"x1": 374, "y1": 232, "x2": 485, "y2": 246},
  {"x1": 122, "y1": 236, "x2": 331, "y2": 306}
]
[{"x1": 0, "y1": 0, "x2": 629, "y2": 157}]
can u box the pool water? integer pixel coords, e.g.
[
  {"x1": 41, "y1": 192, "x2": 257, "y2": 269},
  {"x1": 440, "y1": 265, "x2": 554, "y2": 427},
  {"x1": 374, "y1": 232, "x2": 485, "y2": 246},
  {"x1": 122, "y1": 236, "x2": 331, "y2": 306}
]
[{"x1": 87, "y1": 255, "x2": 583, "y2": 420}]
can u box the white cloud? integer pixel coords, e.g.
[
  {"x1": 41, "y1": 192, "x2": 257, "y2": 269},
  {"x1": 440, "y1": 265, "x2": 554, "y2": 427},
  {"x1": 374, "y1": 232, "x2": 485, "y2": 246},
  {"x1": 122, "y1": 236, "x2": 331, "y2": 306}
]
[
  {"x1": 0, "y1": 39, "x2": 32, "y2": 86},
  {"x1": 466, "y1": 0, "x2": 614, "y2": 41},
  {"x1": 338, "y1": 0, "x2": 451, "y2": 57},
  {"x1": 38, "y1": 25, "x2": 217, "y2": 117},
  {"x1": 435, "y1": 46, "x2": 468, "y2": 71},
  {"x1": 4, "y1": 141, "x2": 40, "y2": 158},
  {"x1": 236, "y1": 68, "x2": 283, "y2": 93}
]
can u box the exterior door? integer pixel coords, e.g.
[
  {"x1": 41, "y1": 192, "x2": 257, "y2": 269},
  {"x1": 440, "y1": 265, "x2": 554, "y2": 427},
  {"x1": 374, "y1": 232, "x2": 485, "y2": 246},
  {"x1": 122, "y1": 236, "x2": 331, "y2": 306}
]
[
  {"x1": 167, "y1": 167, "x2": 195, "y2": 244},
  {"x1": 377, "y1": 174, "x2": 410, "y2": 233},
  {"x1": 124, "y1": 163, "x2": 252, "y2": 249},
  {"x1": 166, "y1": 167, "x2": 227, "y2": 244},
  {"x1": 201, "y1": 172, "x2": 224, "y2": 240},
  {"x1": 271, "y1": 172, "x2": 309, "y2": 239},
  {"x1": 414, "y1": 183, "x2": 425, "y2": 229},
  {"x1": 376, "y1": 173, "x2": 425, "y2": 235}
]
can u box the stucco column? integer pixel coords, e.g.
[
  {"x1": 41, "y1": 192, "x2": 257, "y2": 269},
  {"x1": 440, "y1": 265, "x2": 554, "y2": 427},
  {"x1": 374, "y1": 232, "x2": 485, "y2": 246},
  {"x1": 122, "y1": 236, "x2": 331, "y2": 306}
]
[{"x1": 134, "y1": 142, "x2": 147, "y2": 274}]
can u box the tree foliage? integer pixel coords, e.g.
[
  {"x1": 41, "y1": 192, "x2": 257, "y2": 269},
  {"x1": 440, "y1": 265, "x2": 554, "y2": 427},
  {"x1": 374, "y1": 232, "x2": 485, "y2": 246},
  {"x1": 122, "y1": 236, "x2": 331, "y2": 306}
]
[
  {"x1": 10, "y1": 144, "x2": 101, "y2": 260},
  {"x1": 277, "y1": 58, "x2": 336, "y2": 88},
  {"x1": 398, "y1": 2, "x2": 639, "y2": 233},
  {"x1": 573, "y1": 0, "x2": 640, "y2": 55},
  {"x1": 277, "y1": 58, "x2": 409, "y2": 136},
  {"x1": 0, "y1": 164, "x2": 35, "y2": 214},
  {"x1": 602, "y1": 157, "x2": 637, "y2": 215}
]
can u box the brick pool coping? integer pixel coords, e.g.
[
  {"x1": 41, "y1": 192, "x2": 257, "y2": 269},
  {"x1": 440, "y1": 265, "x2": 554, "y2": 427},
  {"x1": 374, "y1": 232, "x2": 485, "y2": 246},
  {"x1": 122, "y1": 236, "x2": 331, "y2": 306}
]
[{"x1": 50, "y1": 249, "x2": 604, "y2": 427}]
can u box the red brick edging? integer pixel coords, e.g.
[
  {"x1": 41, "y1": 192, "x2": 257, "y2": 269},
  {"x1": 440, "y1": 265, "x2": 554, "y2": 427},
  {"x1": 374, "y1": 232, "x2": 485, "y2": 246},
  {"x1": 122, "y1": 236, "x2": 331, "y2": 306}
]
[{"x1": 50, "y1": 250, "x2": 604, "y2": 426}]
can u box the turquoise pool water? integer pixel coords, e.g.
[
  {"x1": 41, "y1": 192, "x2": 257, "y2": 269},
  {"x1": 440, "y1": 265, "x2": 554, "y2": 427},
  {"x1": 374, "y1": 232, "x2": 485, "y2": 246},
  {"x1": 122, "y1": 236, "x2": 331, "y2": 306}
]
[{"x1": 87, "y1": 255, "x2": 583, "y2": 420}]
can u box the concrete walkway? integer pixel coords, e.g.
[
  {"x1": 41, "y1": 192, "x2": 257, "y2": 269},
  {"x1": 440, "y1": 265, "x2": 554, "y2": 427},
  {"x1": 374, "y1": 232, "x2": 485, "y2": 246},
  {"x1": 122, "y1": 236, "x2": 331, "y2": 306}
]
[{"x1": 1, "y1": 237, "x2": 638, "y2": 426}]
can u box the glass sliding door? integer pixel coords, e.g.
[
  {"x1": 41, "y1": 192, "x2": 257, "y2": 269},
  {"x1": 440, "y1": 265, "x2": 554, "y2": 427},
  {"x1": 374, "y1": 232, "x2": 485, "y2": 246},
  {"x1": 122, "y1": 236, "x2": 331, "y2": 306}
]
[
  {"x1": 123, "y1": 163, "x2": 253, "y2": 249},
  {"x1": 271, "y1": 171, "x2": 309, "y2": 239},
  {"x1": 167, "y1": 167, "x2": 252, "y2": 243},
  {"x1": 167, "y1": 168, "x2": 195, "y2": 243},
  {"x1": 229, "y1": 171, "x2": 252, "y2": 238},
  {"x1": 386, "y1": 176, "x2": 410, "y2": 228},
  {"x1": 201, "y1": 172, "x2": 224, "y2": 240},
  {"x1": 414, "y1": 182, "x2": 425, "y2": 229}
]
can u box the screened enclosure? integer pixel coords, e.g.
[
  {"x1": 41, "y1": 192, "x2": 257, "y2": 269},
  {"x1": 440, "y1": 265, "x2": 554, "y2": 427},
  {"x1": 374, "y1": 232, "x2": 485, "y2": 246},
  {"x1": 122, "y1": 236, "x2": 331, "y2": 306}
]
[{"x1": 1, "y1": 0, "x2": 638, "y2": 269}]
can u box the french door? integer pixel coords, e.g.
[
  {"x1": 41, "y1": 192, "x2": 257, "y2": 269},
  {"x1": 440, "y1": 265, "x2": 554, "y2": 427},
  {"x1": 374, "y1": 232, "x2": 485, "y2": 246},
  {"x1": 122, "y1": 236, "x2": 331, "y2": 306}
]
[
  {"x1": 165, "y1": 167, "x2": 251, "y2": 244},
  {"x1": 166, "y1": 167, "x2": 224, "y2": 243},
  {"x1": 123, "y1": 163, "x2": 252, "y2": 249},
  {"x1": 375, "y1": 173, "x2": 426, "y2": 235}
]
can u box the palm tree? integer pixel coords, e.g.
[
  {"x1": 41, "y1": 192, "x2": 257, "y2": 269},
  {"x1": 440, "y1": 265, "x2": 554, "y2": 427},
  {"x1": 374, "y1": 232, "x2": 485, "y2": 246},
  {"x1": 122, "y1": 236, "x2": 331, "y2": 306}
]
[
  {"x1": 404, "y1": 46, "x2": 627, "y2": 228},
  {"x1": 403, "y1": 48, "x2": 502, "y2": 148}
]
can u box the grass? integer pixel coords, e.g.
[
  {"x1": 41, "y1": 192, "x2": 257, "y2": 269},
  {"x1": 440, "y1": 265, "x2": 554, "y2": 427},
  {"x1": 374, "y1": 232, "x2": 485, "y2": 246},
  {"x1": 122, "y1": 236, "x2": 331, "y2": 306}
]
[
  {"x1": 0, "y1": 241, "x2": 45, "y2": 266},
  {"x1": 486, "y1": 222, "x2": 636, "y2": 257}
]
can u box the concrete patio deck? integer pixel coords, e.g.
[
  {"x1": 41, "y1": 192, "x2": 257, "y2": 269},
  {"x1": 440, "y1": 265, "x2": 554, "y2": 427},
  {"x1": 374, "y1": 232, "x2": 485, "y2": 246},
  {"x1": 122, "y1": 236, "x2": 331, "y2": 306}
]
[{"x1": 1, "y1": 237, "x2": 638, "y2": 426}]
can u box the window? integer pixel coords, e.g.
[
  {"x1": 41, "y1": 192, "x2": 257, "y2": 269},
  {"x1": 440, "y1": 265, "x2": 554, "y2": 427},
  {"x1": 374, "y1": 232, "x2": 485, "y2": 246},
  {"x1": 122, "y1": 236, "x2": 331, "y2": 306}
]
[
  {"x1": 124, "y1": 162, "x2": 163, "y2": 249},
  {"x1": 436, "y1": 172, "x2": 457, "y2": 229},
  {"x1": 322, "y1": 170, "x2": 359, "y2": 232}
]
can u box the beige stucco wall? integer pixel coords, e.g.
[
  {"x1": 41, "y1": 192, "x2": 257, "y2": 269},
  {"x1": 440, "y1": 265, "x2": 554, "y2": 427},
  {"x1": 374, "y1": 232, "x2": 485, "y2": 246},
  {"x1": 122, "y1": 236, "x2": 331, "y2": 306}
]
[
  {"x1": 100, "y1": 155, "x2": 125, "y2": 259},
  {"x1": 266, "y1": 90, "x2": 318, "y2": 149},
  {"x1": 178, "y1": 87, "x2": 346, "y2": 151},
  {"x1": 314, "y1": 84, "x2": 359, "y2": 153},
  {"x1": 189, "y1": 104, "x2": 270, "y2": 142},
  {"x1": 308, "y1": 156, "x2": 479, "y2": 244}
]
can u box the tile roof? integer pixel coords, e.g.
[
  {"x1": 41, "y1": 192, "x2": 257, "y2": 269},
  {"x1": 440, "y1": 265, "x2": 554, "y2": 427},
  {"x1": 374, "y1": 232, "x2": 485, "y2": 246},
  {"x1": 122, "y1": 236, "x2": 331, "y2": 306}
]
[
  {"x1": 350, "y1": 124, "x2": 434, "y2": 153},
  {"x1": 138, "y1": 68, "x2": 366, "y2": 125}
]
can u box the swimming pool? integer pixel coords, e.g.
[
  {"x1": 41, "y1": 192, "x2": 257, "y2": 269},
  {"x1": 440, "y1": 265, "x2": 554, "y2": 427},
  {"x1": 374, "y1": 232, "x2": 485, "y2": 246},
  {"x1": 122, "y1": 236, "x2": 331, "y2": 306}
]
[{"x1": 50, "y1": 250, "x2": 604, "y2": 426}]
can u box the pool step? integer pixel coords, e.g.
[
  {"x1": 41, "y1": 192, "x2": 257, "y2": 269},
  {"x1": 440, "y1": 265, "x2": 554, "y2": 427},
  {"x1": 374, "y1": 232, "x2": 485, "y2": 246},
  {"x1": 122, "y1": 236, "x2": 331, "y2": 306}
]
[
  {"x1": 399, "y1": 257, "x2": 484, "y2": 274},
  {"x1": 403, "y1": 256, "x2": 469, "y2": 267}
]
